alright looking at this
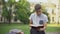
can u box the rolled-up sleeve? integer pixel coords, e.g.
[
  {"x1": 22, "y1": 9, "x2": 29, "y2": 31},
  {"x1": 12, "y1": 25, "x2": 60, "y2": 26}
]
[{"x1": 44, "y1": 16, "x2": 48, "y2": 23}]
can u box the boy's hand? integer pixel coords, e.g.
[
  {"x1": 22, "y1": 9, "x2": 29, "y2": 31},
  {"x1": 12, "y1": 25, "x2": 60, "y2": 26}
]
[{"x1": 40, "y1": 28, "x2": 45, "y2": 31}]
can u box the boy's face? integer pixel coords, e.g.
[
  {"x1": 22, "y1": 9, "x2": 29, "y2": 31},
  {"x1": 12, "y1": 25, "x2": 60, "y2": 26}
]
[{"x1": 35, "y1": 9, "x2": 42, "y2": 16}]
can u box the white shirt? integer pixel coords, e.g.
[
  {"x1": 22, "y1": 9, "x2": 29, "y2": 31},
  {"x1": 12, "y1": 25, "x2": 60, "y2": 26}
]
[{"x1": 29, "y1": 13, "x2": 48, "y2": 26}]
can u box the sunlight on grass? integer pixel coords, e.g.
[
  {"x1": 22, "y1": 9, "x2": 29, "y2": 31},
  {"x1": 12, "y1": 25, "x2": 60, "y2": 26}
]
[{"x1": 47, "y1": 24, "x2": 60, "y2": 27}]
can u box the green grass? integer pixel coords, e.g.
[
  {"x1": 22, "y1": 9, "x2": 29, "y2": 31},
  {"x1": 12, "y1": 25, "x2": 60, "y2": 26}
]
[{"x1": 0, "y1": 24, "x2": 60, "y2": 34}]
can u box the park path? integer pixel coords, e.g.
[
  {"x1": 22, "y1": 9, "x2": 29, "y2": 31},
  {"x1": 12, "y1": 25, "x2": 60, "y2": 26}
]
[{"x1": 46, "y1": 32, "x2": 60, "y2": 34}]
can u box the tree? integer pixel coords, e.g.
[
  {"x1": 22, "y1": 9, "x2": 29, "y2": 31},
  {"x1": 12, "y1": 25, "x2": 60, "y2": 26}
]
[
  {"x1": 2, "y1": 0, "x2": 13, "y2": 24},
  {"x1": 15, "y1": 0, "x2": 30, "y2": 24},
  {"x1": 2, "y1": 0, "x2": 30, "y2": 24},
  {"x1": 2, "y1": 0, "x2": 9, "y2": 23}
]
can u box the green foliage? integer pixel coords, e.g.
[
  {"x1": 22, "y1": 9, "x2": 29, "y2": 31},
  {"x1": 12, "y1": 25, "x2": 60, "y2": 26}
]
[
  {"x1": 2, "y1": 0, "x2": 31, "y2": 24},
  {"x1": 2, "y1": 6, "x2": 8, "y2": 18},
  {"x1": 2, "y1": 5, "x2": 12, "y2": 23},
  {"x1": 2, "y1": 0, "x2": 15, "y2": 23},
  {"x1": 15, "y1": 0, "x2": 30, "y2": 24}
]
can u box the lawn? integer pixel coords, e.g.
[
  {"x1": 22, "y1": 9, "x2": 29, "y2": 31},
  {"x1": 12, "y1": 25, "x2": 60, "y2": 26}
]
[{"x1": 0, "y1": 24, "x2": 60, "y2": 34}]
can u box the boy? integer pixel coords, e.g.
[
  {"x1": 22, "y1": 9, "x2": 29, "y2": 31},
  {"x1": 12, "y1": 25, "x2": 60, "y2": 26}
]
[{"x1": 29, "y1": 4, "x2": 48, "y2": 34}]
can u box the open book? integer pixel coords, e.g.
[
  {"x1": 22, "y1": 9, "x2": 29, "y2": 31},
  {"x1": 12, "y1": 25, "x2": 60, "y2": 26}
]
[{"x1": 30, "y1": 24, "x2": 43, "y2": 27}]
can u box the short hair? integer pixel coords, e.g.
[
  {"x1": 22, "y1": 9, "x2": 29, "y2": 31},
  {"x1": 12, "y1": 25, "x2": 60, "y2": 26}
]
[{"x1": 34, "y1": 4, "x2": 41, "y2": 10}]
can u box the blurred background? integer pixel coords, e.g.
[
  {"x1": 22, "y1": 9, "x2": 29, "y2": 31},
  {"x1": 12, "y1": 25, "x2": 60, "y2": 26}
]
[{"x1": 0, "y1": 0, "x2": 60, "y2": 34}]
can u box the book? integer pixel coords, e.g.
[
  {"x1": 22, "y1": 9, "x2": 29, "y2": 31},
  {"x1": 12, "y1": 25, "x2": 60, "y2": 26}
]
[{"x1": 30, "y1": 24, "x2": 43, "y2": 27}]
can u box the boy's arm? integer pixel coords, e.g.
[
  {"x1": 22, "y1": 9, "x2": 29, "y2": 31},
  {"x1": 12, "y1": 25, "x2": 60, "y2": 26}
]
[
  {"x1": 29, "y1": 19, "x2": 33, "y2": 27},
  {"x1": 29, "y1": 19, "x2": 33, "y2": 29},
  {"x1": 40, "y1": 22, "x2": 47, "y2": 31},
  {"x1": 43, "y1": 22, "x2": 47, "y2": 30},
  {"x1": 40, "y1": 16, "x2": 48, "y2": 31}
]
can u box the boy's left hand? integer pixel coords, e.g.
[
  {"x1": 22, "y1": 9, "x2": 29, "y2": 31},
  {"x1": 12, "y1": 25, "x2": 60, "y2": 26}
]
[{"x1": 40, "y1": 28, "x2": 45, "y2": 31}]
